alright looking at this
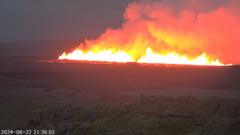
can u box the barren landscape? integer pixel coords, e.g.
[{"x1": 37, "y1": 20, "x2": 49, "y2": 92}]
[
  {"x1": 1, "y1": 0, "x2": 240, "y2": 134},
  {"x1": 0, "y1": 41, "x2": 240, "y2": 135}
]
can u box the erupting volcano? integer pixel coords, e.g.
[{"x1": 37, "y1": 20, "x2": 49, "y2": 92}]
[
  {"x1": 59, "y1": 0, "x2": 240, "y2": 66},
  {"x1": 59, "y1": 48, "x2": 223, "y2": 66}
]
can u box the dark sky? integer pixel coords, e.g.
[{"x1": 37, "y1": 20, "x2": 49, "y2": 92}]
[
  {"x1": 0, "y1": 0, "x2": 132, "y2": 42},
  {"x1": 0, "y1": 0, "x2": 229, "y2": 42}
]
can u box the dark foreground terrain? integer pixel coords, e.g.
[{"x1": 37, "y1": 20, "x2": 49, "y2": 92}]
[
  {"x1": 28, "y1": 97, "x2": 240, "y2": 135},
  {"x1": 0, "y1": 41, "x2": 240, "y2": 135}
]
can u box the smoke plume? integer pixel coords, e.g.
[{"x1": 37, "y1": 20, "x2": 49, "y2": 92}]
[{"x1": 64, "y1": 0, "x2": 240, "y2": 64}]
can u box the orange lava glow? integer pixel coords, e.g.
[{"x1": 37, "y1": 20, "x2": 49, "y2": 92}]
[
  {"x1": 58, "y1": 1, "x2": 239, "y2": 66},
  {"x1": 59, "y1": 49, "x2": 134, "y2": 63},
  {"x1": 59, "y1": 47, "x2": 224, "y2": 66}
]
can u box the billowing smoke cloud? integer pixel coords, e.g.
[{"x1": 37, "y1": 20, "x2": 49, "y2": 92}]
[{"x1": 65, "y1": 0, "x2": 240, "y2": 64}]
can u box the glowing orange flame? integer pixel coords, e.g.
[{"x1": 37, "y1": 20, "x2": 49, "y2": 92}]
[
  {"x1": 59, "y1": 49, "x2": 133, "y2": 63},
  {"x1": 58, "y1": 1, "x2": 239, "y2": 66},
  {"x1": 59, "y1": 47, "x2": 224, "y2": 66},
  {"x1": 137, "y1": 48, "x2": 223, "y2": 66}
]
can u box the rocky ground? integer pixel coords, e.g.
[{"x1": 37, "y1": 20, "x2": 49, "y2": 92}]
[
  {"x1": 26, "y1": 96, "x2": 240, "y2": 135},
  {"x1": 0, "y1": 42, "x2": 239, "y2": 135}
]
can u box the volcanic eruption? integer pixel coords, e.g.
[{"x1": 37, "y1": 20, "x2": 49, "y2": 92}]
[{"x1": 59, "y1": 0, "x2": 240, "y2": 66}]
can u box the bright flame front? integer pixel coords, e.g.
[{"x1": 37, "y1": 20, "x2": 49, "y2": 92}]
[
  {"x1": 59, "y1": 49, "x2": 134, "y2": 63},
  {"x1": 57, "y1": 0, "x2": 240, "y2": 66},
  {"x1": 59, "y1": 47, "x2": 224, "y2": 66}
]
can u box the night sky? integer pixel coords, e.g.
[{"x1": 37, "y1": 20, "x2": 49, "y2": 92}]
[{"x1": 0, "y1": 0, "x2": 231, "y2": 42}]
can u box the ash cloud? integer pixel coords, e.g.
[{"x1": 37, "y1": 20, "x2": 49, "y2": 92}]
[{"x1": 78, "y1": 0, "x2": 240, "y2": 64}]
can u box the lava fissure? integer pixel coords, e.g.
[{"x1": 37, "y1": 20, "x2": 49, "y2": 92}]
[{"x1": 59, "y1": 1, "x2": 240, "y2": 66}]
